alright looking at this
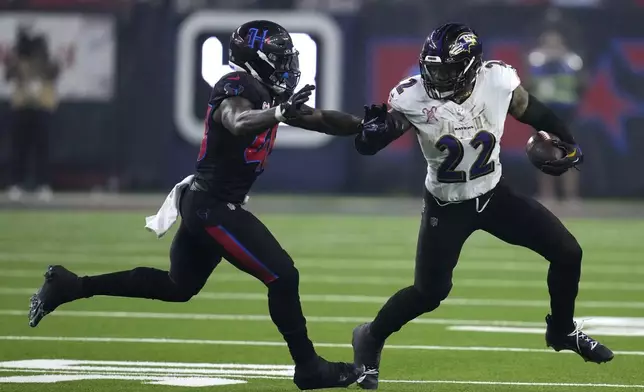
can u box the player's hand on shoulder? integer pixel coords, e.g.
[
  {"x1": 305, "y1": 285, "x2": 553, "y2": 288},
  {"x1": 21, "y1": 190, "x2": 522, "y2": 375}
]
[
  {"x1": 541, "y1": 141, "x2": 584, "y2": 176},
  {"x1": 275, "y1": 84, "x2": 315, "y2": 121}
]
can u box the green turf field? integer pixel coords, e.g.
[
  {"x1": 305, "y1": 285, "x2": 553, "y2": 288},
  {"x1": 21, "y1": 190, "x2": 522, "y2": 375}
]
[{"x1": 1, "y1": 211, "x2": 643, "y2": 391}]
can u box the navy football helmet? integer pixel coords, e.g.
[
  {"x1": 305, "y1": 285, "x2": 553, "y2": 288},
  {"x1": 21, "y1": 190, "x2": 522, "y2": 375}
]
[
  {"x1": 420, "y1": 23, "x2": 483, "y2": 101},
  {"x1": 229, "y1": 20, "x2": 301, "y2": 96}
]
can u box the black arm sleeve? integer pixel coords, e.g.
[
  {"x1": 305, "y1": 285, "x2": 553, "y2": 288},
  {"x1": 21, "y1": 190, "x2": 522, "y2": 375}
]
[
  {"x1": 354, "y1": 110, "x2": 410, "y2": 155},
  {"x1": 516, "y1": 94, "x2": 576, "y2": 144}
]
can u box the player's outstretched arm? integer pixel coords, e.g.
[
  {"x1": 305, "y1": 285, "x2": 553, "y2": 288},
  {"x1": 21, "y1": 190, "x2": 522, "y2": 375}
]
[
  {"x1": 508, "y1": 84, "x2": 576, "y2": 144},
  {"x1": 218, "y1": 96, "x2": 280, "y2": 137},
  {"x1": 285, "y1": 105, "x2": 363, "y2": 136},
  {"x1": 218, "y1": 85, "x2": 315, "y2": 137},
  {"x1": 355, "y1": 106, "x2": 412, "y2": 155}
]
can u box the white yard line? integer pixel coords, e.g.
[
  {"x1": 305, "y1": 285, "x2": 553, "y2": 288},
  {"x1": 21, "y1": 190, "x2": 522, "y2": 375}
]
[
  {"x1": 2, "y1": 287, "x2": 644, "y2": 309},
  {"x1": 0, "y1": 309, "x2": 544, "y2": 327},
  {"x1": 2, "y1": 269, "x2": 643, "y2": 291},
  {"x1": 2, "y1": 335, "x2": 644, "y2": 357},
  {"x1": 449, "y1": 325, "x2": 644, "y2": 337},
  {"x1": 378, "y1": 380, "x2": 644, "y2": 388},
  {"x1": 1, "y1": 255, "x2": 644, "y2": 276},
  {"x1": 4, "y1": 309, "x2": 642, "y2": 337},
  {"x1": 0, "y1": 361, "x2": 644, "y2": 389}
]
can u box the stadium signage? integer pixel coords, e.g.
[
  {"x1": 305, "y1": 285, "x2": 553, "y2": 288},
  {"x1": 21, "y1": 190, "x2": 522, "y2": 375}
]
[{"x1": 175, "y1": 11, "x2": 342, "y2": 148}]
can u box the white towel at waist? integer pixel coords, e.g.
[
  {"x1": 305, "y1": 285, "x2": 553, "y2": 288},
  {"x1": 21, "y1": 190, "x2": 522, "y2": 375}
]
[{"x1": 144, "y1": 174, "x2": 194, "y2": 238}]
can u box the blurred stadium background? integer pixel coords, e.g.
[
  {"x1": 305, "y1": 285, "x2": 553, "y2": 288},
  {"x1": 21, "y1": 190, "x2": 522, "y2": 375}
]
[{"x1": 1, "y1": 0, "x2": 644, "y2": 391}]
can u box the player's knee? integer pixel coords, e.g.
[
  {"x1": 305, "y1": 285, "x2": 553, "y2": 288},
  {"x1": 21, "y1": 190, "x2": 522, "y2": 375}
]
[
  {"x1": 266, "y1": 265, "x2": 299, "y2": 294},
  {"x1": 168, "y1": 276, "x2": 206, "y2": 302},
  {"x1": 430, "y1": 282, "x2": 453, "y2": 303},
  {"x1": 557, "y1": 237, "x2": 583, "y2": 266},
  {"x1": 172, "y1": 285, "x2": 201, "y2": 302},
  {"x1": 414, "y1": 281, "x2": 452, "y2": 310}
]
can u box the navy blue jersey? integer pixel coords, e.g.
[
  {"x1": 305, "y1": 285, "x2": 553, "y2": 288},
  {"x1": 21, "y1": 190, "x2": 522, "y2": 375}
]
[{"x1": 195, "y1": 72, "x2": 278, "y2": 204}]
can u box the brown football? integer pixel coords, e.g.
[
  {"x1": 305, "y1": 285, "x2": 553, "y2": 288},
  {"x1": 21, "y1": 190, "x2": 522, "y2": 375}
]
[{"x1": 526, "y1": 131, "x2": 565, "y2": 168}]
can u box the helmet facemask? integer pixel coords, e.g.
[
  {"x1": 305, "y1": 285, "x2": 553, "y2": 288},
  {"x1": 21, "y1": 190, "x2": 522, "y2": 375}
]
[
  {"x1": 420, "y1": 55, "x2": 480, "y2": 101},
  {"x1": 261, "y1": 49, "x2": 301, "y2": 95}
]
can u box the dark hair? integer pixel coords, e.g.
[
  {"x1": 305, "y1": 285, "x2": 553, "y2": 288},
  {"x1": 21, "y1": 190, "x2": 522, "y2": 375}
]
[{"x1": 16, "y1": 30, "x2": 48, "y2": 59}]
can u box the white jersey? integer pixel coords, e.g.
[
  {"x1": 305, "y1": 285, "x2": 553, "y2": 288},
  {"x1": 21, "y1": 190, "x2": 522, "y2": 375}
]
[{"x1": 388, "y1": 60, "x2": 521, "y2": 202}]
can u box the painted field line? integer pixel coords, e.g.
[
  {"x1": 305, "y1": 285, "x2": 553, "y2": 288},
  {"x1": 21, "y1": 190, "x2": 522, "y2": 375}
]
[
  {"x1": 378, "y1": 380, "x2": 644, "y2": 388},
  {"x1": 0, "y1": 367, "x2": 640, "y2": 389},
  {"x1": 3, "y1": 287, "x2": 644, "y2": 309},
  {"x1": 3, "y1": 269, "x2": 643, "y2": 292},
  {"x1": 2, "y1": 335, "x2": 644, "y2": 357},
  {"x1": 449, "y1": 325, "x2": 644, "y2": 337},
  {"x1": 0, "y1": 309, "x2": 544, "y2": 327},
  {"x1": 3, "y1": 256, "x2": 644, "y2": 276}
]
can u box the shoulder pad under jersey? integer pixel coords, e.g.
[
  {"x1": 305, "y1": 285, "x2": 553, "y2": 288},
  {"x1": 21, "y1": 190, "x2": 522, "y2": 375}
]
[
  {"x1": 387, "y1": 75, "x2": 426, "y2": 115},
  {"x1": 480, "y1": 60, "x2": 521, "y2": 93}
]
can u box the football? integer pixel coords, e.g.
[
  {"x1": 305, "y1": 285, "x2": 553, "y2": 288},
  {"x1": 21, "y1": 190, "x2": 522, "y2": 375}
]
[{"x1": 526, "y1": 131, "x2": 565, "y2": 168}]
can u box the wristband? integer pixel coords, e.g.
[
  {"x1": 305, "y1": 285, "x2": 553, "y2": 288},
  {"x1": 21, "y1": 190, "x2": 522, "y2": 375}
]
[{"x1": 274, "y1": 105, "x2": 286, "y2": 122}]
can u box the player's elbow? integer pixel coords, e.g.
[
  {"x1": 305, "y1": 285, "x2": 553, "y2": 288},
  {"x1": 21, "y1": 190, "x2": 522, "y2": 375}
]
[
  {"x1": 223, "y1": 110, "x2": 254, "y2": 136},
  {"x1": 228, "y1": 120, "x2": 254, "y2": 136},
  {"x1": 228, "y1": 126, "x2": 245, "y2": 137}
]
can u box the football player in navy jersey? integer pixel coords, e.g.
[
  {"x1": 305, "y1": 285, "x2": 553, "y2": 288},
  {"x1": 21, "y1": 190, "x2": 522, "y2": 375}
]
[{"x1": 29, "y1": 20, "x2": 364, "y2": 390}]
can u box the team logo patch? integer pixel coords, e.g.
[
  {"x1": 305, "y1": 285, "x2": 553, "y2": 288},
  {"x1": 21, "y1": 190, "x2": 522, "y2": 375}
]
[
  {"x1": 224, "y1": 83, "x2": 244, "y2": 96},
  {"x1": 423, "y1": 107, "x2": 438, "y2": 124},
  {"x1": 449, "y1": 33, "x2": 478, "y2": 57}
]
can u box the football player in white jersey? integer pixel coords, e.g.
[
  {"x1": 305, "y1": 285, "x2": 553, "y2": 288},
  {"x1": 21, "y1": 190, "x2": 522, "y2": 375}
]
[{"x1": 351, "y1": 23, "x2": 613, "y2": 390}]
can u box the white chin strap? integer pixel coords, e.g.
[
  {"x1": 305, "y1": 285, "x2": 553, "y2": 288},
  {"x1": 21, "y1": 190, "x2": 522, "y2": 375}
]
[{"x1": 433, "y1": 89, "x2": 455, "y2": 99}]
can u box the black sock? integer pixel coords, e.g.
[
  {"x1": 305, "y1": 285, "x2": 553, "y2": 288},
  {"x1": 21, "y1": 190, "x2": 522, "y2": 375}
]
[
  {"x1": 267, "y1": 278, "x2": 317, "y2": 366},
  {"x1": 81, "y1": 267, "x2": 194, "y2": 302},
  {"x1": 369, "y1": 286, "x2": 440, "y2": 342},
  {"x1": 547, "y1": 263, "x2": 580, "y2": 333}
]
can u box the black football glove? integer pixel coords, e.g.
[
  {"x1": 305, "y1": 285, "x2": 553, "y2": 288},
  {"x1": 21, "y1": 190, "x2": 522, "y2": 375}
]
[
  {"x1": 275, "y1": 84, "x2": 315, "y2": 121},
  {"x1": 360, "y1": 103, "x2": 388, "y2": 136},
  {"x1": 540, "y1": 141, "x2": 584, "y2": 176}
]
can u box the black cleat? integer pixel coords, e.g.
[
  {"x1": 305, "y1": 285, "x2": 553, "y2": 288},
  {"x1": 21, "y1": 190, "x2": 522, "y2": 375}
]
[
  {"x1": 352, "y1": 323, "x2": 384, "y2": 390},
  {"x1": 545, "y1": 315, "x2": 614, "y2": 364},
  {"x1": 293, "y1": 355, "x2": 363, "y2": 390},
  {"x1": 28, "y1": 265, "x2": 82, "y2": 328}
]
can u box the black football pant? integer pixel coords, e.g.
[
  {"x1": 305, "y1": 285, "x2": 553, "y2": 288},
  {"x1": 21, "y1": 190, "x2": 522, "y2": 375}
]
[
  {"x1": 369, "y1": 179, "x2": 582, "y2": 342},
  {"x1": 80, "y1": 187, "x2": 316, "y2": 365}
]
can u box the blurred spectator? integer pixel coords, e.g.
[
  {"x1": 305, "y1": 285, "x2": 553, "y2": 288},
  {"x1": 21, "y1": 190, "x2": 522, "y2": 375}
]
[
  {"x1": 524, "y1": 28, "x2": 585, "y2": 205},
  {"x1": 4, "y1": 24, "x2": 60, "y2": 202}
]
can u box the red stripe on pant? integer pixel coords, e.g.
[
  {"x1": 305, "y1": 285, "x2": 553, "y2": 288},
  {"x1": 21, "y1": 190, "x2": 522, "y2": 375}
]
[{"x1": 206, "y1": 225, "x2": 278, "y2": 284}]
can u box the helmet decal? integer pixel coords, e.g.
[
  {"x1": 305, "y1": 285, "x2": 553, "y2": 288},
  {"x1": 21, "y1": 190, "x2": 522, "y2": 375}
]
[{"x1": 449, "y1": 33, "x2": 479, "y2": 58}]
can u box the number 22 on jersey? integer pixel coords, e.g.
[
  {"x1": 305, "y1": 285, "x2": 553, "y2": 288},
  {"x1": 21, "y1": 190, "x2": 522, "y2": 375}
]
[
  {"x1": 435, "y1": 131, "x2": 497, "y2": 183},
  {"x1": 393, "y1": 77, "x2": 498, "y2": 184}
]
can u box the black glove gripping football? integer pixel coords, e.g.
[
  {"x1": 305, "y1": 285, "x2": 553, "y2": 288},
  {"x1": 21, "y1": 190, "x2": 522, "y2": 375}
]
[
  {"x1": 275, "y1": 84, "x2": 315, "y2": 121},
  {"x1": 540, "y1": 141, "x2": 584, "y2": 176}
]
